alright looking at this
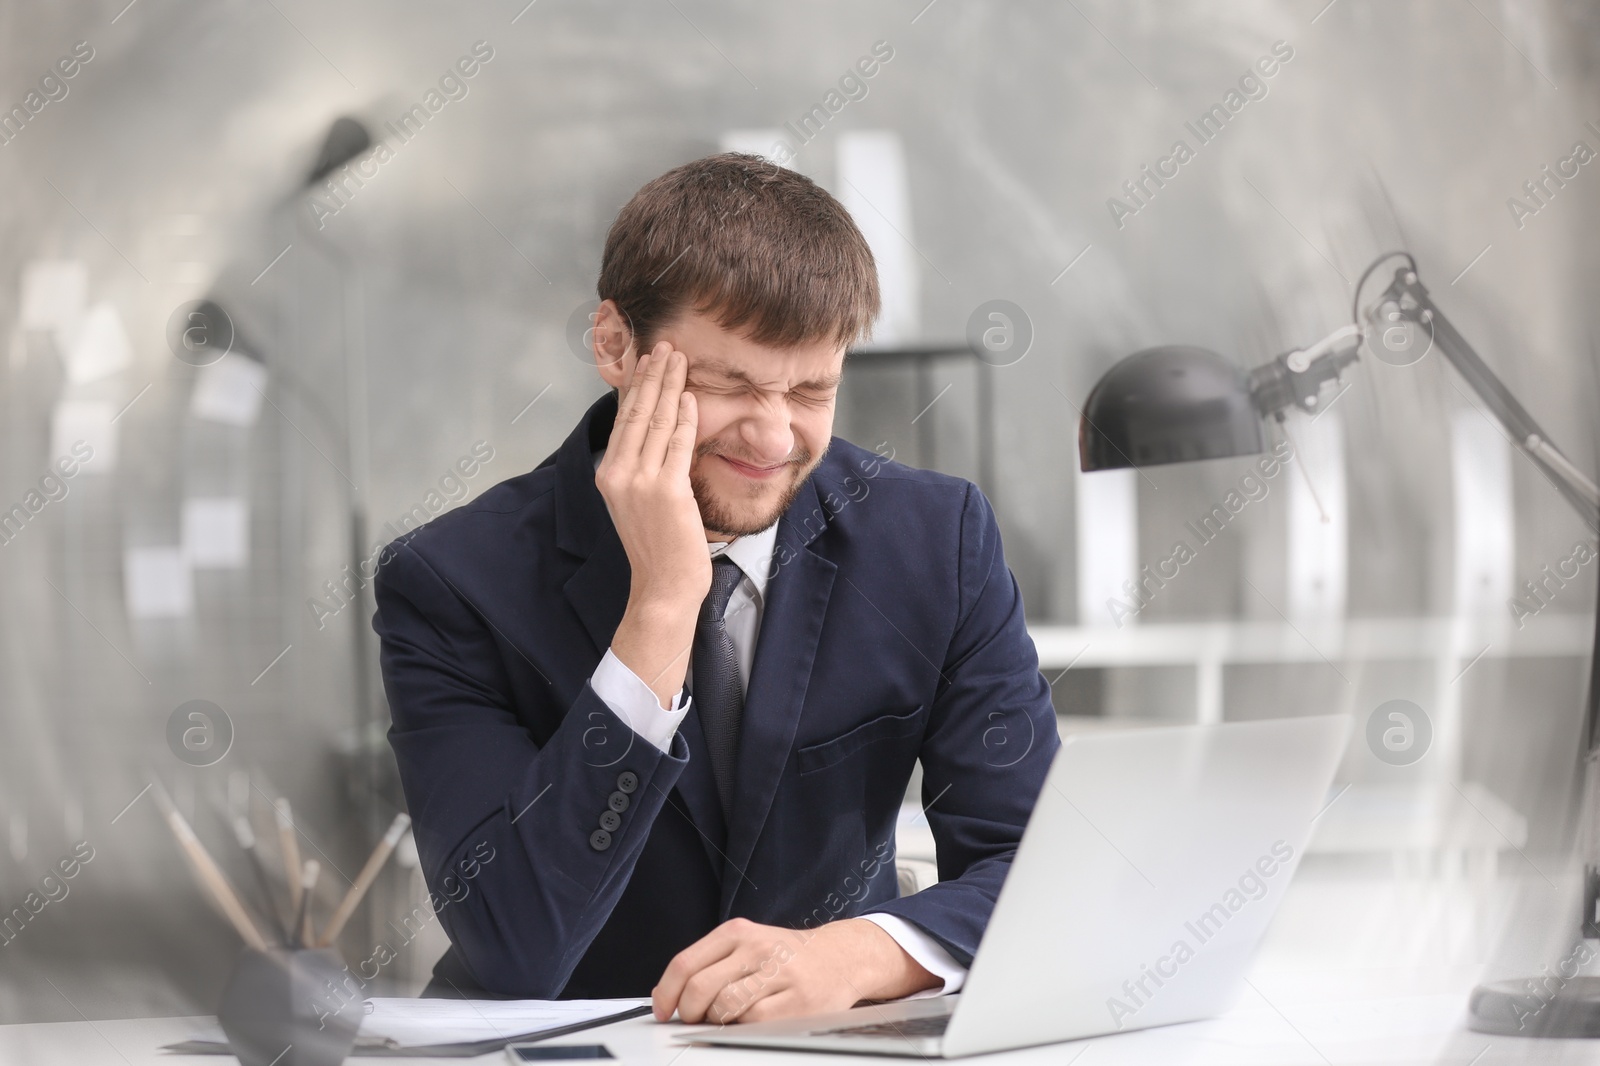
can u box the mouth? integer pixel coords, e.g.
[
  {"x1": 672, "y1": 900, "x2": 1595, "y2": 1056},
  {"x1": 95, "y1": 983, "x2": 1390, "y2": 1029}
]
[{"x1": 717, "y1": 455, "x2": 789, "y2": 481}]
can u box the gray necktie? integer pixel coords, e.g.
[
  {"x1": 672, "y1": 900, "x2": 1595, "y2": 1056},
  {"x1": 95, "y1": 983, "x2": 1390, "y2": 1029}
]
[{"x1": 694, "y1": 556, "x2": 746, "y2": 819}]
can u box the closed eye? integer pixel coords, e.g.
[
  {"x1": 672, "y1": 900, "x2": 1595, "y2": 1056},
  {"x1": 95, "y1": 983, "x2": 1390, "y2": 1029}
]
[
  {"x1": 688, "y1": 377, "x2": 836, "y2": 406},
  {"x1": 687, "y1": 380, "x2": 743, "y2": 395}
]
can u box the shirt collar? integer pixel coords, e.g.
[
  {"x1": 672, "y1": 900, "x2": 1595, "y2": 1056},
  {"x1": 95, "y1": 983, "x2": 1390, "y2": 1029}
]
[{"x1": 708, "y1": 521, "x2": 778, "y2": 604}]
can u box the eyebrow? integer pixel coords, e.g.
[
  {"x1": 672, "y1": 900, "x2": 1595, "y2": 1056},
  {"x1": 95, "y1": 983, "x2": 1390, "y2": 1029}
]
[{"x1": 689, "y1": 358, "x2": 842, "y2": 392}]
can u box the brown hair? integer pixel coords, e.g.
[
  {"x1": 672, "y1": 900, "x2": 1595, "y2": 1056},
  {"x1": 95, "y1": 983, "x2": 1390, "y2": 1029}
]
[{"x1": 598, "y1": 153, "x2": 880, "y2": 354}]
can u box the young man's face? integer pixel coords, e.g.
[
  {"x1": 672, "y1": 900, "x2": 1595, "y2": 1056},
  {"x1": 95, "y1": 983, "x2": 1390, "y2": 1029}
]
[{"x1": 593, "y1": 301, "x2": 844, "y2": 539}]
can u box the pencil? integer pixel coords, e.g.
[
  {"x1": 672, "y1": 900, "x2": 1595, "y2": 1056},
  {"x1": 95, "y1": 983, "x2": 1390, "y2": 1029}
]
[
  {"x1": 317, "y1": 813, "x2": 411, "y2": 947},
  {"x1": 294, "y1": 859, "x2": 320, "y2": 948},
  {"x1": 231, "y1": 815, "x2": 288, "y2": 941},
  {"x1": 149, "y1": 780, "x2": 269, "y2": 951},
  {"x1": 275, "y1": 798, "x2": 304, "y2": 917}
]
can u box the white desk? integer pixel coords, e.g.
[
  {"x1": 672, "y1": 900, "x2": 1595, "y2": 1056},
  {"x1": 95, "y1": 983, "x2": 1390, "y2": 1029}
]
[{"x1": 6, "y1": 992, "x2": 1600, "y2": 1066}]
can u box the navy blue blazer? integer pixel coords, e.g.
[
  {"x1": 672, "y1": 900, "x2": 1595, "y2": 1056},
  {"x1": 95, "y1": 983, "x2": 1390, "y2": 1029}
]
[{"x1": 373, "y1": 391, "x2": 1060, "y2": 999}]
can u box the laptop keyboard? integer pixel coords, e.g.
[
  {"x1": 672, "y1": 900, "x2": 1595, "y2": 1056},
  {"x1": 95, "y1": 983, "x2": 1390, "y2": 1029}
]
[{"x1": 818, "y1": 1014, "x2": 950, "y2": 1039}]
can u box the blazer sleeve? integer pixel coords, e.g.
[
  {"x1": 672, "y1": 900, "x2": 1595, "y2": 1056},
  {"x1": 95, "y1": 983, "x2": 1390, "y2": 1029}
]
[
  {"x1": 860, "y1": 482, "x2": 1061, "y2": 967},
  {"x1": 373, "y1": 539, "x2": 690, "y2": 997}
]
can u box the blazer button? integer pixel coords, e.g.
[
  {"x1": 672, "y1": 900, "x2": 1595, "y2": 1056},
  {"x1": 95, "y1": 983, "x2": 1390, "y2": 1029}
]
[
  {"x1": 589, "y1": 829, "x2": 612, "y2": 852},
  {"x1": 607, "y1": 791, "x2": 630, "y2": 814},
  {"x1": 599, "y1": 810, "x2": 621, "y2": 832},
  {"x1": 616, "y1": 771, "x2": 638, "y2": 794}
]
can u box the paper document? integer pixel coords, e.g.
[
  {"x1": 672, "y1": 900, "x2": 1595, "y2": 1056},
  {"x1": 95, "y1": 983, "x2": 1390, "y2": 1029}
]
[
  {"x1": 168, "y1": 997, "x2": 653, "y2": 1057},
  {"x1": 358, "y1": 997, "x2": 652, "y2": 1047}
]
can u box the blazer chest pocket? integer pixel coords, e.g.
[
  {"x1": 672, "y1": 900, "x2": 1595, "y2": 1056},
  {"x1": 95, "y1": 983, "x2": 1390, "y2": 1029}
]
[{"x1": 795, "y1": 704, "x2": 925, "y2": 775}]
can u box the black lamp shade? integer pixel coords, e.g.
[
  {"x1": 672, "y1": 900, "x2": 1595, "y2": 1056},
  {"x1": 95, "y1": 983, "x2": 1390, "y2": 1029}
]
[{"x1": 1079, "y1": 346, "x2": 1265, "y2": 471}]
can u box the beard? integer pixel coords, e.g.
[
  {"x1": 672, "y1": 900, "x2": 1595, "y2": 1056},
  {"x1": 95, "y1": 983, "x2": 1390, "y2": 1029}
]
[{"x1": 690, "y1": 438, "x2": 827, "y2": 538}]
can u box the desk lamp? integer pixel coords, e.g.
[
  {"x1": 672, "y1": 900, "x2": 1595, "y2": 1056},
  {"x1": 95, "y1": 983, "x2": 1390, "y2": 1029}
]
[{"x1": 1077, "y1": 250, "x2": 1600, "y2": 1036}]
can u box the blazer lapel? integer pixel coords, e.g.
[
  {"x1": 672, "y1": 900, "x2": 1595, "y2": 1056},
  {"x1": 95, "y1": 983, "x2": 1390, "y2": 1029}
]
[
  {"x1": 719, "y1": 477, "x2": 837, "y2": 918},
  {"x1": 554, "y1": 392, "x2": 729, "y2": 873}
]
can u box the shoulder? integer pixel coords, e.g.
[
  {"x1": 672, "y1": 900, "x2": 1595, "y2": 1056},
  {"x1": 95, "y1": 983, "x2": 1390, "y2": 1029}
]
[
  {"x1": 809, "y1": 437, "x2": 974, "y2": 523},
  {"x1": 797, "y1": 439, "x2": 1001, "y2": 634},
  {"x1": 379, "y1": 464, "x2": 560, "y2": 578},
  {"x1": 795, "y1": 439, "x2": 987, "y2": 579}
]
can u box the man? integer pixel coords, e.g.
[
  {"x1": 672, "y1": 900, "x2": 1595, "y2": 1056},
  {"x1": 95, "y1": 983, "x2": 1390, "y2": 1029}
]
[{"x1": 374, "y1": 153, "x2": 1059, "y2": 1025}]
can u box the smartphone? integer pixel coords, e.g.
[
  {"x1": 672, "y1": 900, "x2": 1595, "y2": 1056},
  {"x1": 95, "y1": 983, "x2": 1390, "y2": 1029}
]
[{"x1": 505, "y1": 1044, "x2": 614, "y2": 1061}]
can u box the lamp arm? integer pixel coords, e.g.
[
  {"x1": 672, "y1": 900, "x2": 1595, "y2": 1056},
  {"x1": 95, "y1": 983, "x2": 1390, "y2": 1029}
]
[
  {"x1": 1377, "y1": 267, "x2": 1600, "y2": 527},
  {"x1": 1289, "y1": 324, "x2": 1363, "y2": 370},
  {"x1": 1247, "y1": 325, "x2": 1362, "y2": 420},
  {"x1": 1368, "y1": 262, "x2": 1600, "y2": 946}
]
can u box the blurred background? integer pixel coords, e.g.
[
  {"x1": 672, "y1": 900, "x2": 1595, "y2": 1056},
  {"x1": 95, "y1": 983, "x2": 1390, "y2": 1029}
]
[{"x1": 1, "y1": 0, "x2": 1597, "y2": 1054}]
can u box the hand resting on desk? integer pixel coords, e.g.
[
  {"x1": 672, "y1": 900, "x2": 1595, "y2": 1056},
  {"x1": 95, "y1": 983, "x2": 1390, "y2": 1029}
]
[{"x1": 651, "y1": 915, "x2": 941, "y2": 1024}]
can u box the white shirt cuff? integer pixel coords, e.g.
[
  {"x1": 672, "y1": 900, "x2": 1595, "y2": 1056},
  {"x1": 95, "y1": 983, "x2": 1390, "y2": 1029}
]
[
  {"x1": 857, "y1": 914, "x2": 967, "y2": 998},
  {"x1": 590, "y1": 648, "x2": 691, "y2": 754}
]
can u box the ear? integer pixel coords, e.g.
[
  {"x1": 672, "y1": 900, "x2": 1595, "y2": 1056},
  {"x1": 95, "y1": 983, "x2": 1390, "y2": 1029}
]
[{"x1": 592, "y1": 300, "x2": 637, "y2": 391}]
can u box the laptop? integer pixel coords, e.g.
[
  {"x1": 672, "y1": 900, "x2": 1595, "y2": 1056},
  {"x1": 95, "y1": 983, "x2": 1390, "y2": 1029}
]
[{"x1": 676, "y1": 713, "x2": 1350, "y2": 1058}]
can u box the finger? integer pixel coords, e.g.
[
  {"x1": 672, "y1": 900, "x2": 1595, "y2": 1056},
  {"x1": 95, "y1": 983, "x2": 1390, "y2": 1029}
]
[
  {"x1": 639, "y1": 350, "x2": 687, "y2": 472},
  {"x1": 679, "y1": 952, "x2": 770, "y2": 1025},
  {"x1": 611, "y1": 343, "x2": 651, "y2": 424},
  {"x1": 733, "y1": 989, "x2": 801, "y2": 1025},
  {"x1": 663, "y1": 390, "x2": 697, "y2": 480},
  {"x1": 653, "y1": 925, "x2": 739, "y2": 1020},
  {"x1": 609, "y1": 341, "x2": 671, "y2": 461},
  {"x1": 706, "y1": 964, "x2": 792, "y2": 1025},
  {"x1": 601, "y1": 348, "x2": 647, "y2": 470},
  {"x1": 610, "y1": 340, "x2": 666, "y2": 452}
]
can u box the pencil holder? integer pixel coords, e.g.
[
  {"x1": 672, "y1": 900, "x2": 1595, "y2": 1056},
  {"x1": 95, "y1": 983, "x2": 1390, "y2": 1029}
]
[{"x1": 217, "y1": 946, "x2": 362, "y2": 1066}]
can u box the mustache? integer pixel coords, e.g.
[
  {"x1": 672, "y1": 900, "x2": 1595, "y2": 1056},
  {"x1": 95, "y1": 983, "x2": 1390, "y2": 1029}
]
[{"x1": 695, "y1": 441, "x2": 810, "y2": 468}]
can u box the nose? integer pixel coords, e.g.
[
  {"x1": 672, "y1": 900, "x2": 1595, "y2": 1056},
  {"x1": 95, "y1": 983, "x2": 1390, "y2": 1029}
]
[{"x1": 737, "y1": 399, "x2": 796, "y2": 466}]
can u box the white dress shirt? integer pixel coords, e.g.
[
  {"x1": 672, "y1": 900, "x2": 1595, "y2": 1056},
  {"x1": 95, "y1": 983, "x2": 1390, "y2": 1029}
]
[{"x1": 587, "y1": 450, "x2": 966, "y2": 997}]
